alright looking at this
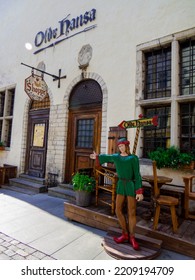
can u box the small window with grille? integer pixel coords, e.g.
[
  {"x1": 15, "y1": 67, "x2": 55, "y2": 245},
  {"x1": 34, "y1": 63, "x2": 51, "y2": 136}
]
[
  {"x1": 0, "y1": 87, "x2": 15, "y2": 148},
  {"x1": 76, "y1": 119, "x2": 94, "y2": 148}
]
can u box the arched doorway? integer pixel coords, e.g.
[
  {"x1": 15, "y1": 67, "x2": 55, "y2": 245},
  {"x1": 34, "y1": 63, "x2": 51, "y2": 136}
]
[
  {"x1": 25, "y1": 95, "x2": 50, "y2": 178},
  {"x1": 65, "y1": 79, "x2": 102, "y2": 183}
]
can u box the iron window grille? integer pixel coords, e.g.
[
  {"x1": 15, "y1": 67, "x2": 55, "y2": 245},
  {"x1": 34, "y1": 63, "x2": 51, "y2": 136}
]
[
  {"x1": 142, "y1": 106, "x2": 171, "y2": 158},
  {"x1": 180, "y1": 39, "x2": 195, "y2": 96},
  {"x1": 144, "y1": 47, "x2": 171, "y2": 99},
  {"x1": 179, "y1": 102, "x2": 195, "y2": 154},
  {"x1": 76, "y1": 118, "x2": 94, "y2": 148}
]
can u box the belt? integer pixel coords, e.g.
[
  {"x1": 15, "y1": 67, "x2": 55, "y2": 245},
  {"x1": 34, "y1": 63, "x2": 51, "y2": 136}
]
[{"x1": 119, "y1": 178, "x2": 133, "y2": 182}]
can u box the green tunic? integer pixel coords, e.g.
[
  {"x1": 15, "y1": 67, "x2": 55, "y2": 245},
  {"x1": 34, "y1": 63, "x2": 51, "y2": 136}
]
[{"x1": 98, "y1": 154, "x2": 142, "y2": 197}]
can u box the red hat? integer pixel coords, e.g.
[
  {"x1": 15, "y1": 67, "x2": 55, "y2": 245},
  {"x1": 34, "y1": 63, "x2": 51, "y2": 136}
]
[{"x1": 117, "y1": 137, "x2": 130, "y2": 146}]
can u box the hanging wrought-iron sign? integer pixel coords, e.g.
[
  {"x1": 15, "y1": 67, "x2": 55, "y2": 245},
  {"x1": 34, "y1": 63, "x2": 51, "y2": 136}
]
[{"x1": 24, "y1": 74, "x2": 48, "y2": 101}]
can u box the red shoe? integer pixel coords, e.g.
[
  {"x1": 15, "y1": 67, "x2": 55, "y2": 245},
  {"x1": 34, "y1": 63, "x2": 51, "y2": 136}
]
[
  {"x1": 113, "y1": 232, "x2": 129, "y2": 244},
  {"x1": 129, "y1": 236, "x2": 140, "y2": 250}
]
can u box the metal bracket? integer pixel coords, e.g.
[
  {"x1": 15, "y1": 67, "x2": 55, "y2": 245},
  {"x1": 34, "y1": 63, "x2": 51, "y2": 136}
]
[{"x1": 21, "y1": 62, "x2": 67, "y2": 88}]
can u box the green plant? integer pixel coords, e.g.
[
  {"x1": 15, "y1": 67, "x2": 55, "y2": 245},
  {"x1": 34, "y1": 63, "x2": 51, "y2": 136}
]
[
  {"x1": 148, "y1": 146, "x2": 193, "y2": 169},
  {"x1": 72, "y1": 172, "x2": 95, "y2": 192},
  {"x1": 0, "y1": 141, "x2": 4, "y2": 147}
]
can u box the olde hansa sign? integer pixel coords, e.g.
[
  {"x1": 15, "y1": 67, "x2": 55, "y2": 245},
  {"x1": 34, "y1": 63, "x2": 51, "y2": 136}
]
[
  {"x1": 118, "y1": 116, "x2": 158, "y2": 129},
  {"x1": 34, "y1": 8, "x2": 97, "y2": 54},
  {"x1": 24, "y1": 74, "x2": 48, "y2": 101}
]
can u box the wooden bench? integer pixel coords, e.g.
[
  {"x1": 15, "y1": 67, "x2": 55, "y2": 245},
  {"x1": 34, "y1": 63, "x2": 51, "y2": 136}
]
[{"x1": 0, "y1": 164, "x2": 17, "y2": 186}]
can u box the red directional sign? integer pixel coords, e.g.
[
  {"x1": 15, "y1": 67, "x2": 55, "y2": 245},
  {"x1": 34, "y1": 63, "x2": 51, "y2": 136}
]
[{"x1": 118, "y1": 116, "x2": 158, "y2": 129}]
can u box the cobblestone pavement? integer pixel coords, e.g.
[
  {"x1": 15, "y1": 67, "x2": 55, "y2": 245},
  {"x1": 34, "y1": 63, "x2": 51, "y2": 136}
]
[{"x1": 0, "y1": 232, "x2": 56, "y2": 260}]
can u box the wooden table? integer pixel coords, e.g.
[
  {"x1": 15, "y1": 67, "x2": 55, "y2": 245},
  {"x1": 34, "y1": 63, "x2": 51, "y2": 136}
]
[
  {"x1": 142, "y1": 175, "x2": 173, "y2": 192},
  {"x1": 142, "y1": 175, "x2": 173, "y2": 219}
]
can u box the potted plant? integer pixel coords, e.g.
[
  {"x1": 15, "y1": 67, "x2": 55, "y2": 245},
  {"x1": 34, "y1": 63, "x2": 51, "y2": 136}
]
[
  {"x1": 72, "y1": 172, "x2": 96, "y2": 207},
  {"x1": 148, "y1": 146, "x2": 194, "y2": 169},
  {"x1": 0, "y1": 141, "x2": 5, "y2": 151}
]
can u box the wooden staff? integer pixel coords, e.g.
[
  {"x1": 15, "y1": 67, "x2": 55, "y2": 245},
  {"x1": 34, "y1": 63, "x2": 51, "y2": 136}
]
[
  {"x1": 132, "y1": 115, "x2": 143, "y2": 155},
  {"x1": 132, "y1": 127, "x2": 140, "y2": 155}
]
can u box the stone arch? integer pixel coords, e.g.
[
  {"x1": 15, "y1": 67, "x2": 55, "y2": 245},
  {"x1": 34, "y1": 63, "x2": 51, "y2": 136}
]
[{"x1": 63, "y1": 72, "x2": 108, "y2": 155}]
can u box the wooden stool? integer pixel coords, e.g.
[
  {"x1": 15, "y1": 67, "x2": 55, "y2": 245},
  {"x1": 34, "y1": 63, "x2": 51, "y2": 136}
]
[{"x1": 153, "y1": 195, "x2": 179, "y2": 232}]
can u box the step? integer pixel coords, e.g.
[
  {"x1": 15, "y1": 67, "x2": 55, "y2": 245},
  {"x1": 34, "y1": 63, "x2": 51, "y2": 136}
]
[
  {"x1": 19, "y1": 174, "x2": 46, "y2": 185},
  {"x1": 9, "y1": 178, "x2": 47, "y2": 193},
  {"x1": 1, "y1": 184, "x2": 39, "y2": 195},
  {"x1": 48, "y1": 183, "x2": 74, "y2": 199},
  {"x1": 48, "y1": 185, "x2": 76, "y2": 201},
  {"x1": 58, "y1": 183, "x2": 74, "y2": 190}
]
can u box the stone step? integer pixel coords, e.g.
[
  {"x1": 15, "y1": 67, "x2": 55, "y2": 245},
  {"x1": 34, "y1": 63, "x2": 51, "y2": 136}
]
[
  {"x1": 1, "y1": 184, "x2": 39, "y2": 195},
  {"x1": 9, "y1": 177, "x2": 47, "y2": 193},
  {"x1": 48, "y1": 183, "x2": 76, "y2": 200},
  {"x1": 19, "y1": 174, "x2": 46, "y2": 185}
]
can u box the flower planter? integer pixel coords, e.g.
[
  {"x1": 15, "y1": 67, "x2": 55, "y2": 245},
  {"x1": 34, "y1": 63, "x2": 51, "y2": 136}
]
[
  {"x1": 182, "y1": 161, "x2": 195, "y2": 170},
  {"x1": 75, "y1": 190, "x2": 92, "y2": 207}
]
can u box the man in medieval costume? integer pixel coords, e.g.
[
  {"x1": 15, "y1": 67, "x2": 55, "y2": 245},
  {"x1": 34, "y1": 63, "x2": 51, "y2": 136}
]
[{"x1": 90, "y1": 137, "x2": 143, "y2": 250}]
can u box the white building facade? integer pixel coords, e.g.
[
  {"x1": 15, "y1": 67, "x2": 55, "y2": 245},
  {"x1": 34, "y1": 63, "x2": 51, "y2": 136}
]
[{"x1": 1, "y1": 0, "x2": 195, "y2": 184}]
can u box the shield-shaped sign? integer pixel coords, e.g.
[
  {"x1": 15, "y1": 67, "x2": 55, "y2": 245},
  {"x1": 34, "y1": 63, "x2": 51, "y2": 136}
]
[{"x1": 24, "y1": 74, "x2": 48, "y2": 101}]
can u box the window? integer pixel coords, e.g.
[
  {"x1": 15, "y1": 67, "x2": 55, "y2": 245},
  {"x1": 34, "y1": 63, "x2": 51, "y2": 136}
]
[
  {"x1": 76, "y1": 119, "x2": 94, "y2": 148},
  {"x1": 145, "y1": 47, "x2": 171, "y2": 99},
  {"x1": 143, "y1": 106, "x2": 171, "y2": 157},
  {"x1": 180, "y1": 102, "x2": 195, "y2": 153},
  {"x1": 0, "y1": 87, "x2": 15, "y2": 147},
  {"x1": 141, "y1": 46, "x2": 171, "y2": 155},
  {"x1": 136, "y1": 28, "x2": 195, "y2": 157},
  {"x1": 180, "y1": 40, "x2": 195, "y2": 95}
]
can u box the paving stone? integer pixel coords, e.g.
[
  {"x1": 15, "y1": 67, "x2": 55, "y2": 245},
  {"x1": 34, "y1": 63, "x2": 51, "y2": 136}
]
[
  {"x1": 0, "y1": 238, "x2": 4, "y2": 244},
  {"x1": 31, "y1": 251, "x2": 47, "y2": 259},
  {"x1": 17, "y1": 243, "x2": 36, "y2": 254},
  {"x1": 4, "y1": 249, "x2": 16, "y2": 257},
  {"x1": 10, "y1": 239, "x2": 20, "y2": 245},
  {"x1": 0, "y1": 232, "x2": 54, "y2": 260},
  {"x1": 26, "y1": 254, "x2": 40, "y2": 260},
  {"x1": 2, "y1": 235, "x2": 13, "y2": 242},
  {"x1": 12, "y1": 254, "x2": 26, "y2": 260},
  {"x1": 15, "y1": 248, "x2": 29, "y2": 257},
  {"x1": 2, "y1": 241, "x2": 12, "y2": 247},
  {"x1": 0, "y1": 245, "x2": 6, "y2": 252},
  {"x1": 0, "y1": 253, "x2": 11, "y2": 260}
]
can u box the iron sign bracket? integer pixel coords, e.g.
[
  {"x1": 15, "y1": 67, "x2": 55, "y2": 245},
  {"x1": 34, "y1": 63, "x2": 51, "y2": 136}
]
[{"x1": 21, "y1": 62, "x2": 67, "y2": 88}]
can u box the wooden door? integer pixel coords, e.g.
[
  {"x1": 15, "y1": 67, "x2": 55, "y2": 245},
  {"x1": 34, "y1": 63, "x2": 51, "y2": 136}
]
[
  {"x1": 26, "y1": 109, "x2": 49, "y2": 178},
  {"x1": 65, "y1": 107, "x2": 102, "y2": 183}
]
